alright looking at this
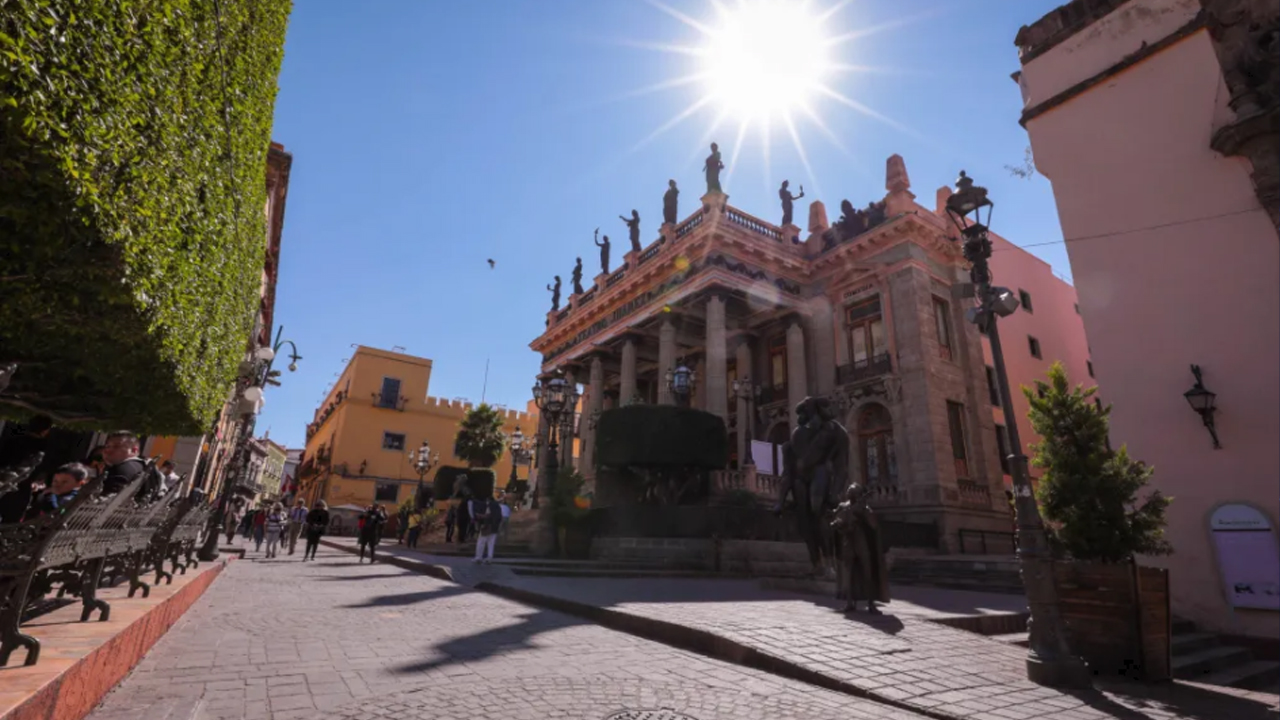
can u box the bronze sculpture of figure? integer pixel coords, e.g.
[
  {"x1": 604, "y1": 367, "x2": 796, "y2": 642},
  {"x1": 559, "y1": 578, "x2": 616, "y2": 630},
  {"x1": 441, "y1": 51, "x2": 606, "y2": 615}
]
[
  {"x1": 663, "y1": 180, "x2": 679, "y2": 225},
  {"x1": 594, "y1": 228, "x2": 611, "y2": 275},
  {"x1": 571, "y1": 258, "x2": 584, "y2": 295},
  {"x1": 780, "y1": 396, "x2": 847, "y2": 577},
  {"x1": 704, "y1": 142, "x2": 724, "y2": 194},
  {"x1": 620, "y1": 209, "x2": 642, "y2": 253},
  {"x1": 779, "y1": 180, "x2": 805, "y2": 226},
  {"x1": 547, "y1": 276, "x2": 562, "y2": 312},
  {"x1": 831, "y1": 483, "x2": 890, "y2": 614}
]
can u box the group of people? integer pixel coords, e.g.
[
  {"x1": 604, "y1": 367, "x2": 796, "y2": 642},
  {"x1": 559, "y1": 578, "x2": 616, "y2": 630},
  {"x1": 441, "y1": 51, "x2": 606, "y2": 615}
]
[
  {"x1": 225, "y1": 497, "x2": 332, "y2": 561},
  {"x1": 0, "y1": 418, "x2": 179, "y2": 525},
  {"x1": 440, "y1": 495, "x2": 508, "y2": 563}
]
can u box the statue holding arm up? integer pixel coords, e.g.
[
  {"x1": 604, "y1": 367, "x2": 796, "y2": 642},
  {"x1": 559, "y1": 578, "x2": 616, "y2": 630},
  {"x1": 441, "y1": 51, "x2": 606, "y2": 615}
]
[
  {"x1": 594, "y1": 228, "x2": 611, "y2": 275},
  {"x1": 620, "y1": 210, "x2": 642, "y2": 253},
  {"x1": 547, "y1": 276, "x2": 562, "y2": 312},
  {"x1": 779, "y1": 180, "x2": 805, "y2": 227}
]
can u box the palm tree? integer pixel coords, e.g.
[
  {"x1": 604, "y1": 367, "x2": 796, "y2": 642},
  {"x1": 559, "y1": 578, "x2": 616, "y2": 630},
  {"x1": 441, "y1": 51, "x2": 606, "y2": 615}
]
[{"x1": 453, "y1": 403, "x2": 507, "y2": 468}]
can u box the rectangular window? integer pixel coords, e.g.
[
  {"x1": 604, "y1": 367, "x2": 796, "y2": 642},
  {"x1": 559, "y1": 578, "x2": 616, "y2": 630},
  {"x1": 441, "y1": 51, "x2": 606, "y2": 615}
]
[
  {"x1": 374, "y1": 482, "x2": 399, "y2": 503},
  {"x1": 1028, "y1": 336, "x2": 1042, "y2": 359},
  {"x1": 846, "y1": 297, "x2": 887, "y2": 367},
  {"x1": 382, "y1": 432, "x2": 405, "y2": 451},
  {"x1": 946, "y1": 401, "x2": 969, "y2": 479},
  {"x1": 933, "y1": 297, "x2": 952, "y2": 361},
  {"x1": 985, "y1": 366, "x2": 1001, "y2": 407},
  {"x1": 377, "y1": 377, "x2": 402, "y2": 409},
  {"x1": 768, "y1": 336, "x2": 787, "y2": 390},
  {"x1": 726, "y1": 359, "x2": 737, "y2": 404},
  {"x1": 1087, "y1": 360, "x2": 1095, "y2": 378},
  {"x1": 994, "y1": 424, "x2": 1011, "y2": 475},
  {"x1": 1019, "y1": 289, "x2": 1033, "y2": 313}
]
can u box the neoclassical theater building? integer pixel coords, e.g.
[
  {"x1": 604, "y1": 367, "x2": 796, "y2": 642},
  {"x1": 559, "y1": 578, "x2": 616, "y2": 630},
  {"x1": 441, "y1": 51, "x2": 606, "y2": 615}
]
[{"x1": 529, "y1": 155, "x2": 1091, "y2": 550}]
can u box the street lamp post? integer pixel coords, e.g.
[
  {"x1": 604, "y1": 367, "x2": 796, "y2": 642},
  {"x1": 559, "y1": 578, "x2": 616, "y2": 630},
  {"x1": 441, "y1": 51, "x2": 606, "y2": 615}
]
[
  {"x1": 507, "y1": 426, "x2": 529, "y2": 496},
  {"x1": 732, "y1": 375, "x2": 760, "y2": 466},
  {"x1": 528, "y1": 432, "x2": 542, "y2": 509},
  {"x1": 198, "y1": 327, "x2": 301, "y2": 562},
  {"x1": 531, "y1": 373, "x2": 579, "y2": 553},
  {"x1": 409, "y1": 440, "x2": 439, "y2": 509},
  {"x1": 945, "y1": 172, "x2": 1090, "y2": 688}
]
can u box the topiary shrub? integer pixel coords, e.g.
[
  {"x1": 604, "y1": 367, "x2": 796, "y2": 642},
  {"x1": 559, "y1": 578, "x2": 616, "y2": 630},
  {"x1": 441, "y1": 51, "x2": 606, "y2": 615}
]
[
  {"x1": 453, "y1": 403, "x2": 507, "y2": 468},
  {"x1": 595, "y1": 405, "x2": 727, "y2": 505},
  {"x1": 432, "y1": 465, "x2": 496, "y2": 502},
  {"x1": 0, "y1": 0, "x2": 292, "y2": 433},
  {"x1": 595, "y1": 405, "x2": 727, "y2": 469}
]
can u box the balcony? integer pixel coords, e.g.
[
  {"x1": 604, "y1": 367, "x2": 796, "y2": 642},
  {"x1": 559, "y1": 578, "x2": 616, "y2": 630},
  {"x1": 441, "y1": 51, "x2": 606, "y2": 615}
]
[
  {"x1": 837, "y1": 353, "x2": 892, "y2": 385},
  {"x1": 371, "y1": 392, "x2": 408, "y2": 411}
]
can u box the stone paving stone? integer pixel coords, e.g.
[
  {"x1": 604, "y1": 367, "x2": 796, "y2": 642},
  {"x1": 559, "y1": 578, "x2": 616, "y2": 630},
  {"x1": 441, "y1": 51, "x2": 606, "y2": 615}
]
[{"x1": 85, "y1": 544, "x2": 928, "y2": 720}]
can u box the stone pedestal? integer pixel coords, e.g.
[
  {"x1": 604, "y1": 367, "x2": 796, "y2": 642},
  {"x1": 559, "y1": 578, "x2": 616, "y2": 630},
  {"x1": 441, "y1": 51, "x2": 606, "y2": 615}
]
[
  {"x1": 594, "y1": 273, "x2": 608, "y2": 291},
  {"x1": 701, "y1": 191, "x2": 729, "y2": 216},
  {"x1": 624, "y1": 250, "x2": 639, "y2": 267},
  {"x1": 781, "y1": 223, "x2": 802, "y2": 245}
]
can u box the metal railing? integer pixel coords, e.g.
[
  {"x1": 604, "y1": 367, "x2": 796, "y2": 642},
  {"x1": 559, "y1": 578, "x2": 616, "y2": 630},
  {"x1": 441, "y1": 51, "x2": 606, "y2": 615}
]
[{"x1": 836, "y1": 354, "x2": 893, "y2": 385}]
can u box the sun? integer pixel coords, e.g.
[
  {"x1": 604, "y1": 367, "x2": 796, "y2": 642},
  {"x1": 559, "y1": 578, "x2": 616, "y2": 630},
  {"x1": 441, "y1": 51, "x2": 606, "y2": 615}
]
[{"x1": 701, "y1": 1, "x2": 832, "y2": 124}]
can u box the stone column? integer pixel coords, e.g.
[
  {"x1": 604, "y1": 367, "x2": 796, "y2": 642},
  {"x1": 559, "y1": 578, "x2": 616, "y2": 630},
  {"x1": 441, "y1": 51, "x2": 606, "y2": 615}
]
[
  {"x1": 580, "y1": 355, "x2": 604, "y2": 478},
  {"x1": 619, "y1": 338, "x2": 637, "y2": 405},
  {"x1": 786, "y1": 321, "x2": 808, "y2": 429},
  {"x1": 735, "y1": 340, "x2": 752, "y2": 466},
  {"x1": 561, "y1": 368, "x2": 577, "y2": 471},
  {"x1": 705, "y1": 296, "x2": 728, "y2": 420},
  {"x1": 658, "y1": 319, "x2": 677, "y2": 405}
]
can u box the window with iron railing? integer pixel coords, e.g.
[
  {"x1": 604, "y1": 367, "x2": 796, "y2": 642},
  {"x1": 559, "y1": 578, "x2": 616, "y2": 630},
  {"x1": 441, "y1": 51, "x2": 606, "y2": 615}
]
[
  {"x1": 946, "y1": 401, "x2": 969, "y2": 480},
  {"x1": 382, "y1": 432, "x2": 405, "y2": 451},
  {"x1": 933, "y1": 297, "x2": 953, "y2": 361},
  {"x1": 768, "y1": 336, "x2": 787, "y2": 393},
  {"x1": 985, "y1": 366, "x2": 1001, "y2": 407},
  {"x1": 377, "y1": 377, "x2": 402, "y2": 409}
]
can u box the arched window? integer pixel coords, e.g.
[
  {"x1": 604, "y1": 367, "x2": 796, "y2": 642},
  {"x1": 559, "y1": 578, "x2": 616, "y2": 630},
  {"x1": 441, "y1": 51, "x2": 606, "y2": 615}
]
[{"x1": 858, "y1": 403, "x2": 897, "y2": 485}]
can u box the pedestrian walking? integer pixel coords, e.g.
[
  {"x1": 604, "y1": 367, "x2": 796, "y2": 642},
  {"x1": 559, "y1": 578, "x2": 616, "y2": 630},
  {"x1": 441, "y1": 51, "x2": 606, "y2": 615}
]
[
  {"x1": 224, "y1": 503, "x2": 243, "y2": 545},
  {"x1": 286, "y1": 498, "x2": 308, "y2": 555},
  {"x1": 407, "y1": 511, "x2": 429, "y2": 548},
  {"x1": 498, "y1": 497, "x2": 512, "y2": 541},
  {"x1": 303, "y1": 500, "x2": 330, "y2": 560},
  {"x1": 444, "y1": 504, "x2": 457, "y2": 543},
  {"x1": 457, "y1": 499, "x2": 472, "y2": 544},
  {"x1": 357, "y1": 504, "x2": 387, "y2": 563},
  {"x1": 264, "y1": 503, "x2": 287, "y2": 559},
  {"x1": 472, "y1": 495, "x2": 502, "y2": 564},
  {"x1": 252, "y1": 506, "x2": 267, "y2": 552},
  {"x1": 396, "y1": 506, "x2": 409, "y2": 544}
]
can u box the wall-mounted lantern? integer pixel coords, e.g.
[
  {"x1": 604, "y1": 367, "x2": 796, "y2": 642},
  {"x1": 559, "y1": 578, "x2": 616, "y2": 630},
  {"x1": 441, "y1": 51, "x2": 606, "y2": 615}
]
[{"x1": 1183, "y1": 364, "x2": 1220, "y2": 449}]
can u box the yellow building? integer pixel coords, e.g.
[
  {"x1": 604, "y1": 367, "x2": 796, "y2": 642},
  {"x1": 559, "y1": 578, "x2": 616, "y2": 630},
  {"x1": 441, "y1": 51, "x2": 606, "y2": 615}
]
[{"x1": 296, "y1": 346, "x2": 539, "y2": 509}]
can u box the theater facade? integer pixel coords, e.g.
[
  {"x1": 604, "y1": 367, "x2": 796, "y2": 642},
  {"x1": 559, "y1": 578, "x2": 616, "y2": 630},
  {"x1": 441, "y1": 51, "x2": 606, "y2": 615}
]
[{"x1": 530, "y1": 155, "x2": 1049, "y2": 551}]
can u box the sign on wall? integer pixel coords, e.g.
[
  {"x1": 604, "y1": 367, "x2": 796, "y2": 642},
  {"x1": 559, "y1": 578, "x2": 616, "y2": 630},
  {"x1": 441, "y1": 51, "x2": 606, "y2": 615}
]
[{"x1": 1210, "y1": 504, "x2": 1280, "y2": 611}]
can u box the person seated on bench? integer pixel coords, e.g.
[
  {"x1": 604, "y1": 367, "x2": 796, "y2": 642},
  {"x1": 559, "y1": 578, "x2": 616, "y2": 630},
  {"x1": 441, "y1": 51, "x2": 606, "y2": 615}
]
[
  {"x1": 25, "y1": 463, "x2": 89, "y2": 520},
  {"x1": 101, "y1": 431, "x2": 146, "y2": 495}
]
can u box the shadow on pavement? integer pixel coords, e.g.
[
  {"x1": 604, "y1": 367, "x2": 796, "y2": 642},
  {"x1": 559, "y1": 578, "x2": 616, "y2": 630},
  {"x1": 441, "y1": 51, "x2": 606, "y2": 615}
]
[
  {"x1": 319, "y1": 572, "x2": 414, "y2": 582},
  {"x1": 841, "y1": 612, "x2": 905, "y2": 635},
  {"x1": 392, "y1": 607, "x2": 585, "y2": 675},
  {"x1": 341, "y1": 583, "x2": 470, "y2": 609},
  {"x1": 1075, "y1": 680, "x2": 1278, "y2": 720}
]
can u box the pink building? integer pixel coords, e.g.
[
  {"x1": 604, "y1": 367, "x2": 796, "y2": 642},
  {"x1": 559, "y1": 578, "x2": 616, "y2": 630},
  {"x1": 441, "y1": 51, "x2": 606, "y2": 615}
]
[{"x1": 1016, "y1": 0, "x2": 1279, "y2": 641}]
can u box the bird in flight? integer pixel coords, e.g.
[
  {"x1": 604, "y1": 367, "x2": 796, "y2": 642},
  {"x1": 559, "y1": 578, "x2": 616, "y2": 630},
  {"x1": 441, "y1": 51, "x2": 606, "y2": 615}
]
[{"x1": 487, "y1": 259, "x2": 495, "y2": 269}]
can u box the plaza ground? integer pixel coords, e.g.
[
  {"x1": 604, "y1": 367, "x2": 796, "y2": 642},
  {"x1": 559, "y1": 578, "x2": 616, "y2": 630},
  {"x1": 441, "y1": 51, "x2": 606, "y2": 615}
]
[{"x1": 82, "y1": 539, "x2": 1279, "y2": 720}]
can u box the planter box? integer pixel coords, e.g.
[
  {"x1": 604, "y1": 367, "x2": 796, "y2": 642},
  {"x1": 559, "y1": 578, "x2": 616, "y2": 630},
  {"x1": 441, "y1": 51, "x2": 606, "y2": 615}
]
[{"x1": 1055, "y1": 561, "x2": 1171, "y2": 681}]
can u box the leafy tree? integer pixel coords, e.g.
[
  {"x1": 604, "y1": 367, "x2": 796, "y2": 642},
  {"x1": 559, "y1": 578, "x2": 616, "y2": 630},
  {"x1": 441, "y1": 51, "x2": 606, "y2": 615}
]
[
  {"x1": 1025, "y1": 362, "x2": 1172, "y2": 563},
  {"x1": 453, "y1": 403, "x2": 507, "y2": 468}
]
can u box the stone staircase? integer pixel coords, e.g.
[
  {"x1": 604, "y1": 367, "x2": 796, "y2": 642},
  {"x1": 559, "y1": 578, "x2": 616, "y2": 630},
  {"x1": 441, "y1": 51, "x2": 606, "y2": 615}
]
[
  {"x1": 888, "y1": 555, "x2": 1024, "y2": 594},
  {"x1": 1170, "y1": 618, "x2": 1280, "y2": 691},
  {"x1": 987, "y1": 617, "x2": 1279, "y2": 691}
]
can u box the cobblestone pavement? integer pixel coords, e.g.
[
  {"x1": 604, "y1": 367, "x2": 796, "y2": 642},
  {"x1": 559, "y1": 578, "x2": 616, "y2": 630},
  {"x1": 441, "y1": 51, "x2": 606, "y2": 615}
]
[
  {"x1": 331, "y1": 539, "x2": 1279, "y2": 720},
  {"x1": 86, "y1": 544, "x2": 931, "y2": 720}
]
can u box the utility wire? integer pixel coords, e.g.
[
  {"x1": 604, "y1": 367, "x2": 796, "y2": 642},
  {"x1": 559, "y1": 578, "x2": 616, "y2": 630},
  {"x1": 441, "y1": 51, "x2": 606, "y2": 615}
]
[{"x1": 993, "y1": 207, "x2": 1261, "y2": 252}]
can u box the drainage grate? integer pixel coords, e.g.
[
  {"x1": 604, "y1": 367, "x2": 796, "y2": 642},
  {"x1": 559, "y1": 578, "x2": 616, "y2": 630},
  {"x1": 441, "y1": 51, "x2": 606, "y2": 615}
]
[{"x1": 606, "y1": 707, "x2": 706, "y2": 712}]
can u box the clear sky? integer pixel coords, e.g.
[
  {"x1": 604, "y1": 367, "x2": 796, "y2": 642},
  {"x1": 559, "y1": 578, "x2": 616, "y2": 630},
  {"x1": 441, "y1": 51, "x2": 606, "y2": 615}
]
[{"x1": 258, "y1": 0, "x2": 1071, "y2": 449}]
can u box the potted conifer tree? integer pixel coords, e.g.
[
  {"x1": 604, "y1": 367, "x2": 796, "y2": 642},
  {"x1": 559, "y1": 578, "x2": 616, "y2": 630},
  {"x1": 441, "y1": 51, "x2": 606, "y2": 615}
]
[{"x1": 1026, "y1": 362, "x2": 1174, "y2": 681}]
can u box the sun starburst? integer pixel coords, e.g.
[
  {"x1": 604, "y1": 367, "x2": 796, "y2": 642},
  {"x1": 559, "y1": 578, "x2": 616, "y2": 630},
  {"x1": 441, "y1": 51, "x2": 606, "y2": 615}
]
[{"x1": 608, "y1": 0, "x2": 936, "y2": 192}]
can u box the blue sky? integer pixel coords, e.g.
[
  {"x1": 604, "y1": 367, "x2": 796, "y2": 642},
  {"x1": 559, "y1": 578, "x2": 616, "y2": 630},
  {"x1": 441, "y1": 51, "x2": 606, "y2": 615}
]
[{"x1": 258, "y1": 0, "x2": 1070, "y2": 448}]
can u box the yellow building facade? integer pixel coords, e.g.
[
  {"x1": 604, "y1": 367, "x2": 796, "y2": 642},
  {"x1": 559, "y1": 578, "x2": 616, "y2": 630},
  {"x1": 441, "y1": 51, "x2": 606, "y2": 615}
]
[{"x1": 296, "y1": 346, "x2": 538, "y2": 509}]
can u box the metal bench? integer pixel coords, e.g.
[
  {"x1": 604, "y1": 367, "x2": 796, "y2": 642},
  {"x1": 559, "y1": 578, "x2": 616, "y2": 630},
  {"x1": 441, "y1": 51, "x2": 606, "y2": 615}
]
[{"x1": 0, "y1": 456, "x2": 204, "y2": 666}]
